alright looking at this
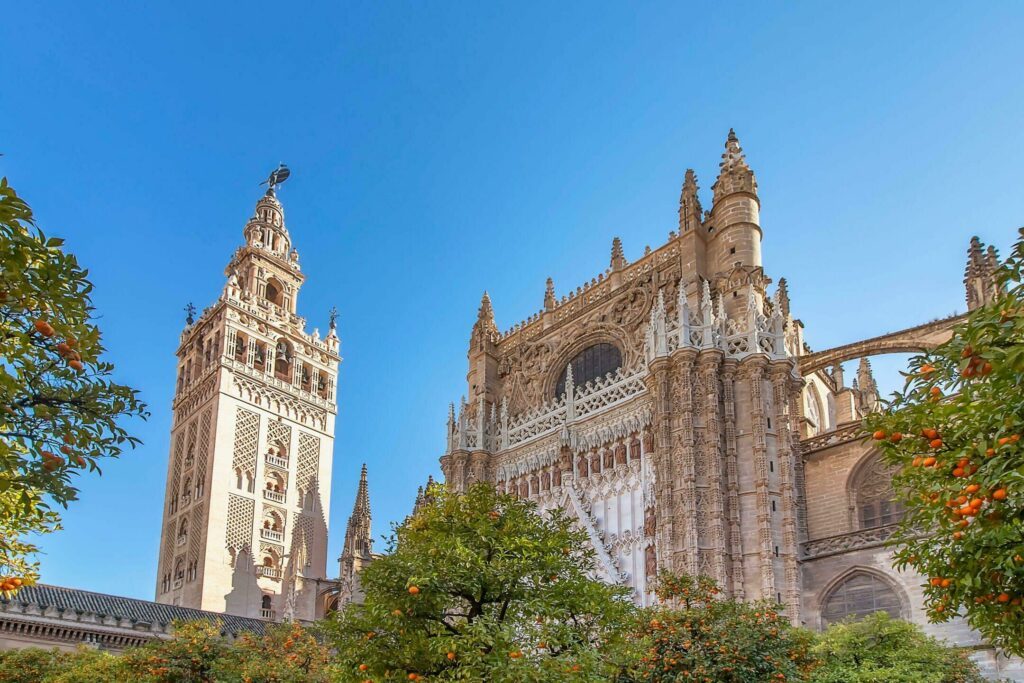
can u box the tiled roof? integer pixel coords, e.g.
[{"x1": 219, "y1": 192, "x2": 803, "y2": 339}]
[{"x1": 1, "y1": 584, "x2": 266, "y2": 636}]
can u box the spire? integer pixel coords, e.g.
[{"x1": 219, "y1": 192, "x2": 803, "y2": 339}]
[
  {"x1": 679, "y1": 169, "x2": 703, "y2": 232},
  {"x1": 711, "y1": 129, "x2": 757, "y2": 203},
  {"x1": 471, "y1": 291, "x2": 499, "y2": 347},
  {"x1": 544, "y1": 278, "x2": 556, "y2": 311},
  {"x1": 856, "y1": 358, "x2": 879, "y2": 413},
  {"x1": 964, "y1": 236, "x2": 1001, "y2": 310},
  {"x1": 341, "y1": 465, "x2": 373, "y2": 564},
  {"x1": 776, "y1": 278, "x2": 790, "y2": 318},
  {"x1": 610, "y1": 237, "x2": 626, "y2": 271}
]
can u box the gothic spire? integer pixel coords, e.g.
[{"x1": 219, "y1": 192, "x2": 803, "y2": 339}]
[
  {"x1": 341, "y1": 465, "x2": 372, "y2": 562},
  {"x1": 544, "y1": 278, "x2": 555, "y2": 311},
  {"x1": 711, "y1": 128, "x2": 758, "y2": 204},
  {"x1": 471, "y1": 291, "x2": 499, "y2": 347},
  {"x1": 776, "y1": 278, "x2": 791, "y2": 318},
  {"x1": 679, "y1": 169, "x2": 702, "y2": 233},
  {"x1": 964, "y1": 236, "x2": 1001, "y2": 310},
  {"x1": 610, "y1": 237, "x2": 626, "y2": 271}
]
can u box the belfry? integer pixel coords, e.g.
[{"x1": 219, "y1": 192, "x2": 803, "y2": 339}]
[{"x1": 154, "y1": 176, "x2": 340, "y2": 621}]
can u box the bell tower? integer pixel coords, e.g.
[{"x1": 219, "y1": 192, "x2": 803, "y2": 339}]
[{"x1": 155, "y1": 170, "x2": 341, "y2": 622}]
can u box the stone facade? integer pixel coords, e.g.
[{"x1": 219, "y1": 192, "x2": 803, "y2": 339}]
[
  {"x1": 438, "y1": 131, "x2": 1022, "y2": 678},
  {"x1": 154, "y1": 183, "x2": 341, "y2": 623}
]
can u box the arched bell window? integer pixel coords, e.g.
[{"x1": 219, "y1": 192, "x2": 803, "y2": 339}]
[
  {"x1": 821, "y1": 571, "x2": 903, "y2": 626},
  {"x1": 265, "y1": 278, "x2": 284, "y2": 307},
  {"x1": 554, "y1": 343, "x2": 622, "y2": 398}
]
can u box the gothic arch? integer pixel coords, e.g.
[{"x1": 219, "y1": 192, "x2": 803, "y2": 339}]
[
  {"x1": 804, "y1": 382, "x2": 825, "y2": 436},
  {"x1": 846, "y1": 449, "x2": 903, "y2": 531},
  {"x1": 544, "y1": 331, "x2": 628, "y2": 400},
  {"x1": 817, "y1": 566, "x2": 908, "y2": 628}
]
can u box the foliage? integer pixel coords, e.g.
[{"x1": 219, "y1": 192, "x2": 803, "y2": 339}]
[
  {"x1": 0, "y1": 621, "x2": 335, "y2": 682},
  {"x1": 865, "y1": 228, "x2": 1024, "y2": 655},
  {"x1": 0, "y1": 176, "x2": 148, "y2": 585},
  {"x1": 808, "y1": 611, "x2": 984, "y2": 683},
  {"x1": 0, "y1": 646, "x2": 124, "y2": 683},
  {"x1": 323, "y1": 482, "x2": 638, "y2": 682},
  {"x1": 624, "y1": 573, "x2": 815, "y2": 682}
]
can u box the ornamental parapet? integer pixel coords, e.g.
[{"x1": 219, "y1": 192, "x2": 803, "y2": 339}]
[
  {"x1": 801, "y1": 524, "x2": 898, "y2": 560},
  {"x1": 801, "y1": 423, "x2": 862, "y2": 455}
]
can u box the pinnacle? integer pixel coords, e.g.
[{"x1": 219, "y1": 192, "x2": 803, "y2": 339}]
[
  {"x1": 727, "y1": 128, "x2": 738, "y2": 143},
  {"x1": 610, "y1": 237, "x2": 626, "y2": 271},
  {"x1": 544, "y1": 278, "x2": 556, "y2": 310},
  {"x1": 478, "y1": 291, "x2": 495, "y2": 322}
]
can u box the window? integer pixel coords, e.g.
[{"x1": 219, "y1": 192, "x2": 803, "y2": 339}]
[
  {"x1": 822, "y1": 572, "x2": 902, "y2": 626},
  {"x1": 265, "y1": 279, "x2": 284, "y2": 307},
  {"x1": 554, "y1": 343, "x2": 622, "y2": 398},
  {"x1": 855, "y1": 455, "x2": 904, "y2": 529}
]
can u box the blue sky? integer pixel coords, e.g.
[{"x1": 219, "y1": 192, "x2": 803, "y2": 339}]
[{"x1": 2, "y1": 3, "x2": 1022, "y2": 600}]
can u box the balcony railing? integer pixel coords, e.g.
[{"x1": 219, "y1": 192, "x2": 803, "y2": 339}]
[
  {"x1": 260, "y1": 528, "x2": 283, "y2": 542},
  {"x1": 263, "y1": 489, "x2": 285, "y2": 503},
  {"x1": 256, "y1": 566, "x2": 282, "y2": 579},
  {"x1": 260, "y1": 608, "x2": 276, "y2": 620},
  {"x1": 265, "y1": 454, "x2": 289, "y2": 469}
]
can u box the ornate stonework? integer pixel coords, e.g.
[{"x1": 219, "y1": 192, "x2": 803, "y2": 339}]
[
  {"x1": 436, "y1": 129, "x2": 1012, "y2": 679},
  {"x1": 155, "y1": 184, "x2": 340, "y2": 623}
]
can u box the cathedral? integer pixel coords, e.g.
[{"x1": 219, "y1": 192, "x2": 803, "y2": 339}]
[{"x1": 439, "y1": 131, "x2": 1020, "y2": 676}]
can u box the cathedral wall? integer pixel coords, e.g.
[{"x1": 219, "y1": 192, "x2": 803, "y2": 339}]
[{"x1": 802, "y1": 437, "x2": 867, "y2": 541}]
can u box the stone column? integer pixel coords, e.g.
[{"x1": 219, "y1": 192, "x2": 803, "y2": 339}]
[
  {"x1": 741, "y1": 356, "x2": 775, "y2": 599},
  {"x1": 644, "y1": 358, "x2": 675, "y2": 573},
  {"x1": 670, "y1": 350, "x2": 699, "y2": 574},
  {"x1": 697, "y1": 350, "x2": 728, "y2": 587},
  {"x1": 770, "y1": 362, "x2": 801, "y2": 622},
  {"x1": 721, "y1": 360, "x2": 744, "y2": 598}
]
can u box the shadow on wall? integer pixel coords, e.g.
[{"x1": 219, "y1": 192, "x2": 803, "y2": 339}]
[
  {"x1": 224, "y1": 547, "x2": 262, "y2": 618},
  {"x1": 286, "y1": 477, "x2": 330, "y2": 620}
]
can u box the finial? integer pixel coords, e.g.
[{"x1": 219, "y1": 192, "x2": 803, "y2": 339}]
[
  {"x1": 679, "y1": 169, "x2": 702, "y2": 232},
  {"x1": 544, "y1": 278, "x2": 556, "y2": 311},
  {"x1": 611, "y1": 237, "x2": 626, "y2": 271},
  {"x1": 727, "y1": 128, "x2": 738, "y2": 143},
  {"x1": 184, "y1": 302, "x2": 196, "y2": 326},
  {"x1": 328, "y1": 306, "x2": 338, "y2": 331},
  {"x1": 479, "y1": 291, "x2": 494, "y2": 321},
  {"x1": 776, "y1": 278, "x2": 791, "y2": 318}
]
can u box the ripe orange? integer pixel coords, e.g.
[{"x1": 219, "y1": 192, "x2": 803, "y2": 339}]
[
  {"x1": 33, "y1": 320, "x2": 55, "y2": 337},
  {"x1": 923, "y1": 428, "x2": 938, "y2": 440},
  {"x1": 952, "y1": 467, "x2": 965, "y2": 478},
  {"x1": 447, "y1": 652, "x2": 456, "y2": 660},
  {"x1": 999, "y1": 593, "x2": 1011, "y2": 603},
  {"x1": 408, "y1": 585, "x2": 420, "y2": 595},
  {"x1": 981, "y1": 362, "x2": 993, "y2": 375},
  {"x1": 872, "y1": 430, "x2": 886, "y2": 440},
  {"x1": 986, "y1": 448, "x2": 996, "y2": 457},
  {"x1": 966, "y1": 484, "x2": 981, "y2": 494},
  {"x1": 69, "y1": 360, "x2": 84, "y2": 372},
  {"x1": 922, "y1": 457, "x2": 937, "y2": 467},
  {"x1": 993, "y1": 489, "x2": 1008, "y2": 501},
  {"x1": 930, "y1": 438, "x2": 943, "y2": 449},
  {"x1": 962, "y1": 346, "x2": 973, "y2": 358},
  {"x1": 890, "y1": 432, "x2": 903, "y2": 442},
  {"x1": 359, "y1": 664, "x2": 368, "y2": 672}
]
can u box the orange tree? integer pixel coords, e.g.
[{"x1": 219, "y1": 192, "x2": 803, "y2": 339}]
[
  {"x1": 0, "y1": 177, "x2": 147, "y2": 588},
  {"x1": 865, "y1": 228, "x2": 1024, "y2": 654},
  {"x1": 623, "y1": 573, "x2": 815, "y2": 682},
  {"x1": 323, "y1": 482, "x2": 638, "y2": 682}
]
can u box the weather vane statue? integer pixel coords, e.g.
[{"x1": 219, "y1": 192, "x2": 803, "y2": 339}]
[
  {"x1": 184, "y1": 302, "x2": 196, "y2": 326},
  {"x1": 260, "y1": 163, "x2": 291, "y2": 193},
  {"x1": 328, "y1": 305, "x2": 338, "y2": 331}
]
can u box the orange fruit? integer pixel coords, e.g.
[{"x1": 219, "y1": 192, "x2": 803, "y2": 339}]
[
  {"x1": 923, "y1": 457, "x2": 937, "y2": 467},
  {"x1": 930, "y1": 438, "x2": 943, "y2": 449},
  {"x1": 33, "y1": 320, "x2": 55, "y2": 337},
  {"x1": 890, "y1": 432, "x2": 903, "y2": 442},
  {"x1": 359, "y1": 664, "x2": 368, "y2": 672},
  {"x1": 872, "y1": 430, "x2": 886, "y2": 440},
  {"x1": 408, "y1": 585, "x2": 420, "y2": 595},
  {"x1": 447, "y1": 652, "x2": 456, "y2": 660},
  {"x1": 993, "y1": 489, "x2": 1008, "y2": 501}
]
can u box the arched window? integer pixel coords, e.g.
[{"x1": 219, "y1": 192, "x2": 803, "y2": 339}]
[
  {"x1": 554, "y1": 343, "x2": 622, "y2": 398},
  {"x1": 822, "y1": 571, "x2": 902, "y2": 626},
  {"x1": 262, "y1": 594, "x2": 272, "y2": 609},
  {"x1": 274, "y1": 340, "x2": 292, "y2": 380},
  {"x1": 265, "y1": 279, "x2": 284, "y2": 307},
  {"x1": 854, "y1": 454, "x2": 903, "y2": 529},
  {"x1": 805, "y1": 385, "x2": 823, "y2": 436}
]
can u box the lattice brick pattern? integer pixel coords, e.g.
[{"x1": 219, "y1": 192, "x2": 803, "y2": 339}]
[
  {"x1": 296, "y1": 433, "x2": 320, "y2": 491},
  {"x1": 184, "y1": 420, "x2": 198, "y2": 472},
  {"x1": 188, "y1": 504, "x2": 204, "y2": 566},
  {"x1": 225, "y1": 494, "x2": 255, "y2": 556},
  {"x1": 161, "y1": 521, "x2": 176, "y2": 579},
  {"x1": 267, "y1": 419, "x2": 292, "y2": 452},
  {"x1": 196, "y1": 408, "x2": 212, "y2": 496},
  {"x1": 169, "y1": 430, "x2": 184, "y2": 509},
  {"x1": 231, "y1": 409, "x2": 260, "y2": 473}
]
